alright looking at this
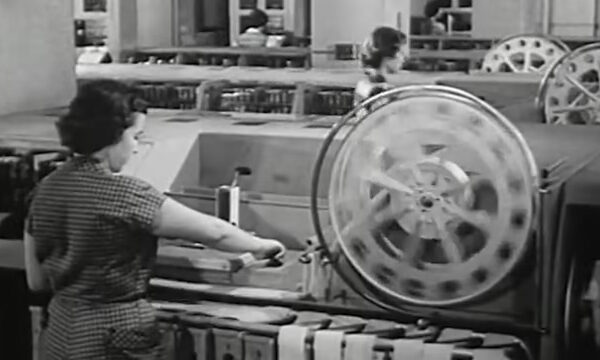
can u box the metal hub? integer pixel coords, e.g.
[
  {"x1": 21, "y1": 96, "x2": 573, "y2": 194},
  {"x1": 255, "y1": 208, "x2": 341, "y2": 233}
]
[
  {"x1": 537, "y1": 43, "x2": 600, "y2": 125},
  {"x1": 313, "y1": 85, "x2": 539, "y2": 307},
  {"x1": 383, "y1": 158, "x2": 472, "y2": 241},
  {"x1": 418, "y1": 195, "x2": 435, "y2": 209},
  {"x1": 481, "y1": 34, "x2": 569, "y2": 73}
]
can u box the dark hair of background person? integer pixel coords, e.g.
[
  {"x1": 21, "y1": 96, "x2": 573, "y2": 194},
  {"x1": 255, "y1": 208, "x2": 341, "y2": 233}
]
[
  {"x1": 424, "y1": 0, "x2": 452, "y2": 18},
  {"x1": 361, "y1": 27, "x2": 406, "y2": 70},
  {"x1": 245, "y1": 8, "x2": 269, "y2": 31},
  {"x1": 56, "y1": 80, "x2": 148, "y2": 155}
]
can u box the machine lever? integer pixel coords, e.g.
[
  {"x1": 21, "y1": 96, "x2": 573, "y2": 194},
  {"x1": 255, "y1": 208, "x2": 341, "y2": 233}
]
[
  {"x1": 232, "y1": 166, "x2": 252, "y2": 187},
  {"x1": 230, "y1": 252, "x2": 284, "y2": 273}
]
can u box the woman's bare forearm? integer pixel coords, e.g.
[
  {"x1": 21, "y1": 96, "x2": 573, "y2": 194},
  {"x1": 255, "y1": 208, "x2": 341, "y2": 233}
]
[{"x1": 153, "y1": 197, "x2": 265, "y2": 253}]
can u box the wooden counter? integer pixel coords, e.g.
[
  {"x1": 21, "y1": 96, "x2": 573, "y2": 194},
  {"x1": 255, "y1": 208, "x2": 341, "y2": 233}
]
[
  {"x1": 437, "y1": 71, "x2": 543, "y2": 109},
  {"x1": 76, "y1": 64, "x2": 447, "y2": 88},
  {"x1": 76, "y1": 64, "x2": 543, "y2": 110}
]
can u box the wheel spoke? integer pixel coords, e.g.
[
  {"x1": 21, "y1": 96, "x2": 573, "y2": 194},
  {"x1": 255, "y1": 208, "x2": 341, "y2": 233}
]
[
  {"x1": 439, "y1": 181, "x2": 469, "y2": 197},
  {"x1": 438, "y1": 174, "x2": 486, "y2": 197},
  {"x1": 341, "y1": 191, "x2": 392, "y2": 236},
  {"x1": 372, "y1": 204, "x2": 399, "y2": 226},
  {"x1": 552, "y1": 115, "x2": 569, "y2": 125},
  {"x1": 364, "y1": 169, "x2": 415, "y2": 195},
  {"x1": 402, "y1": 219, "x2": 424, "y2": 263},
  {"x1": 569, "y1": 92, "x2": 586, "y2": 107},
  {"x1": 441, "y1": 235, "x2": 464, "y2": 263},
  {"x1": 393, "y1": 209, "x2": 415, "y2": 231},
  {"x1": 433, "y1": 216, "x2": 463, "y2": 263},
  {"x1": 523, "y1": 51, "x2": 532, "y2": 72},
  {"x1": 409, "y1": 164, "x2": 425, "y2": 185},
  {"x1": 501, "y1": 54, "x2": 520, "y2": 72},
  {"x1": 565, "y1": 74, "x2": 600, "y2": 103},
  {"x1": 444, "y1": 203, "x2": 493, "y2": 235},
  {"x1": 551, "y1": 104, "x2": 596, "y2": 114}
]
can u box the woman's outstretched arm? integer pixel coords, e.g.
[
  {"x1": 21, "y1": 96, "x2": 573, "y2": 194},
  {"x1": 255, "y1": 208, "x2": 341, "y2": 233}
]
[{"x1": 152, "y1": 198, "x2": 285, "y2": 259}]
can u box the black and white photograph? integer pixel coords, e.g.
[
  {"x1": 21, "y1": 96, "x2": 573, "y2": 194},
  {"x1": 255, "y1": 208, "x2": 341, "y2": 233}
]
[{"x1": 2, "y1": 0, "x2": 600, "y2": 359}]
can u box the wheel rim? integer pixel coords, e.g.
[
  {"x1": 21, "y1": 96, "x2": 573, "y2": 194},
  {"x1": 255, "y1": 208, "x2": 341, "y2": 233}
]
[
  {"x1": 539, "y1": 43, "x2": 600, "y2": 125},
  {"x1": 313, "y1": 85, "x2": 539, "y2": 307},
  {"x1": 482, "y1": 34, "x2": 570, "y2": 74}
]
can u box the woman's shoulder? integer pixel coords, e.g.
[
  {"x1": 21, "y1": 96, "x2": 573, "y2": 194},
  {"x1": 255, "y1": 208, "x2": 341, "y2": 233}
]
[
  {"x1": 36, "y1": 169, "x2": 154, "y2": 201},
  {"x1": 109, "y1": 175, "x2": 165, "y2": 206},
  {"x1": 112, "y1": 174, "x2": 156, "y2": 192}
]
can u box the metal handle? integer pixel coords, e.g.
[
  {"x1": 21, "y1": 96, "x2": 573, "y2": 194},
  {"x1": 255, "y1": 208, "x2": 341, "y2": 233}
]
[{"x1": 230, "y1": 252, "x2": 284, "y2": 273}]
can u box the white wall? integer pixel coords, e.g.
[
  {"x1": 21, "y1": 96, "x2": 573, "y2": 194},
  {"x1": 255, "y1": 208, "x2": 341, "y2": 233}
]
[
  {"x1": 551, "y1": 0, "x2": 596, "y2": 36},
  {"x1": 472, "y1": 0, "x2": 522, "y2": 38},
  {"x1": 104, "y1": 0, "x2": 138, "y2": 61},
  {"x1": 520, "y1": 0, "x2": 544, "y2": 33},
  {"x1": 0, "y1": 0, "x2": 77, "y2": 116},
  {"x1": 311, "y1": 0, "x2": 410, "y2": 68},
  {"x1": 137, "y1": 0, "x2": 173, "y2": 48},
  {"x1": 410, "y1": 0, "x2": 427, "y2": 17}
]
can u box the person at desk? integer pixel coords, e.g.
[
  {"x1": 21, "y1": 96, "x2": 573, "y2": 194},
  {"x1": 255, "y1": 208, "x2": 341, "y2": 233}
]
[
  {"x1": 354, "y1": 27, "x2": 407, "y2": 106},
  {"x1": 238, "y1": 8, "x2": 294, "y2": 48},
  {"x1": 238, "y1": 8, "x2": 270, "y2": 48},
  {"x1": 23, "y1": 80, "x2": 286, "y2": 359}
]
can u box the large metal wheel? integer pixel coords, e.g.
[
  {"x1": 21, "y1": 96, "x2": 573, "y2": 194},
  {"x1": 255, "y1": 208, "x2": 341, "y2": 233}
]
[
  {"x1": 311, "y1": 85, "x2": 539, "y2": 308},
  {"x1": 537, "y1": 43, "x2": 600, "y2": 125},
  {"x1": 481, "y1": 34, "x2": 569, "y2": 74}
]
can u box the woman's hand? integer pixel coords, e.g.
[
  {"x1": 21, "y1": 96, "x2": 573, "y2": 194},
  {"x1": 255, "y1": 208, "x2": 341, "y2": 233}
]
[{"x1": 252, "y1": 238, "x2": 286, "y2": 261}]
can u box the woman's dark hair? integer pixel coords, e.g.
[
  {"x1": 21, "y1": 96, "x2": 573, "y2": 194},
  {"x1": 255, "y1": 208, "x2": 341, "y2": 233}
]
[
  {"x1": 56, "y1": 80, "x2": 148, "y2": 155},
  {"x1": 246, "y1": 8, "x2": 269, "y2": 30},
  {"x1": 361, "y1": 27, "x2": 406, "y2": 70},
  {"x1": 424, "y1": 0, "x2": 452, "y2": 18}
]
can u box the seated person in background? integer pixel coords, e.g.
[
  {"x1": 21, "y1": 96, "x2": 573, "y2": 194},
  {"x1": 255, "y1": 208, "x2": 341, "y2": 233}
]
[
  {"x1": 238, "y1": 9, "x2": 269, "y2": 47},
  {"x1": 238, "y1": 8, "x2": 295, "y2": 48},
  {"x1": 354, "y1": 26, "x2": 407, "y2": 106}
]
